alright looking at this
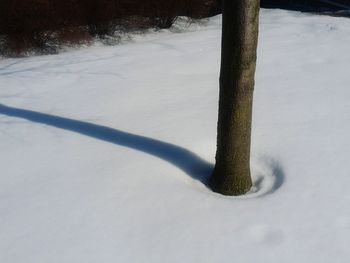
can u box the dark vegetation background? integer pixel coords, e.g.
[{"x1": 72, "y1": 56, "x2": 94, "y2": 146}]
[
  {"x1": 1, "y1": 0, "x2": 349, "y2": 56},
  {"x1": 0, "y1": 0, "x2": 217, "y2": 56},
  {"x1": 261, "y1": 0, "x2": 350, "y2": 11}
]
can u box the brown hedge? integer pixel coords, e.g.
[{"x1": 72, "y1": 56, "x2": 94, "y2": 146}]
[{"x1": 0, "y1": 0, "x2": 216, "y2": 56}]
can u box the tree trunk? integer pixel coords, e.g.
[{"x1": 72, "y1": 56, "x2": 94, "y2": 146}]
[{"x1": 210, "y1": 0, "x2": 260, "y2": 196}]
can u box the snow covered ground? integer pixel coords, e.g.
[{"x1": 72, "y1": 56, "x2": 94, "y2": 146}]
[{"x1": 1, "y1": 9, "x2": 350, "y2": 263}]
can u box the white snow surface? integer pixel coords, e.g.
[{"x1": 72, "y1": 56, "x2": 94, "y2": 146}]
[{"x1": 1, "y1": 9, "x2": 350, "y2": 262}]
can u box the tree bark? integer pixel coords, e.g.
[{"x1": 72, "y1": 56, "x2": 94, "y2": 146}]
[{"x1": 210, "y1": 0, "x2": 260, "y2": 196}]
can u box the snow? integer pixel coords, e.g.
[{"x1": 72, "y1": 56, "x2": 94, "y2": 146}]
[{"x1": 1, "y1": 9, "x2": 350, "y2": 262}]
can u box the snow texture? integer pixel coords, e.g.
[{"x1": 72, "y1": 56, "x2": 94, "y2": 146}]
[{"x1": 1, "y1": 9, "x2": 350, "y2": 263}]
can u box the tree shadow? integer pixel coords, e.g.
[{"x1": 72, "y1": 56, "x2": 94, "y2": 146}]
[{"x1": 0, "y1": 104, "x2": 213, "y2": 185}]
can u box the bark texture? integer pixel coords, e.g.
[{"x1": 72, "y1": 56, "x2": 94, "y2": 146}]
[{"x1": 210, "y1": 0, "x2": 260, "y2": 196}]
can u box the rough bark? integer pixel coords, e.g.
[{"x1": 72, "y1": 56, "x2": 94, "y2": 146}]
[{"x1": 210, "y1": 0, "x2": 260, "y2": 196}]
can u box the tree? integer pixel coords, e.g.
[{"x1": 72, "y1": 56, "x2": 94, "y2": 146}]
[{"x1": 210, "y1": 0, "x2": 260, "y2": 196}]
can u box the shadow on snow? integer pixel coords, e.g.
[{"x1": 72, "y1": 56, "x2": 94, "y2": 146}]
[
  {"x1": 0, "y1": 104, "x2": 287, "y2": 195},
  {"x1": 0, "y1": 104, "x2": 213, "y2": 185}
]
